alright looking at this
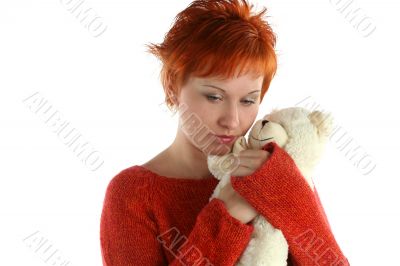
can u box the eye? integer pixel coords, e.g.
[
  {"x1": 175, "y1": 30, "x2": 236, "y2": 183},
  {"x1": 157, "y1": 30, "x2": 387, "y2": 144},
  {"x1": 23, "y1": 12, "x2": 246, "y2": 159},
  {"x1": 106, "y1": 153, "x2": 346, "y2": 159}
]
[
  {"x1": 242, "y1": 99, "x2": 256, "y2": 106},
  {"x1": 205, "y1": 95, "x2": 256, "y2": 105},
  {"x1": 205, "y1": 95, "x2": 222, "y2": 102}
]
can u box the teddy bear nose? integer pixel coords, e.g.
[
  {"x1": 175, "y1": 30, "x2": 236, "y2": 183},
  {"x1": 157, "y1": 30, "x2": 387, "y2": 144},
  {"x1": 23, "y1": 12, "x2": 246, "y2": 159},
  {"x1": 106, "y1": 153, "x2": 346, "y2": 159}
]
[{"x1": 261, "y1": 120, "x2": 269, "y2": 127}]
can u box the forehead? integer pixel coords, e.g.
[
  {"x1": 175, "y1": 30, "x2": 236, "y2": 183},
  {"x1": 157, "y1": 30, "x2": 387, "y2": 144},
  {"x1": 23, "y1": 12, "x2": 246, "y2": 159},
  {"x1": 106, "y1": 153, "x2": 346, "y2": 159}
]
[{"x1": 190, "y1": 73, "x2": 263, "y2": 89}]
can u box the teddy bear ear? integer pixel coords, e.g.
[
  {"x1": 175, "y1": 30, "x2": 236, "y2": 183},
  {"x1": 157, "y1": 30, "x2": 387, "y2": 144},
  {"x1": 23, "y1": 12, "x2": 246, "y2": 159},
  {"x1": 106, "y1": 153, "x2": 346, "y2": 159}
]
[
  {"x1": 308, "y1": 110, "x2": 334, "y2": 138},
  {"x1": 269, "y1": 107, "x2": 280, "y2": 115},
  {"x1": 262, "y1": 107, "x2": 279, "y2": 120}
]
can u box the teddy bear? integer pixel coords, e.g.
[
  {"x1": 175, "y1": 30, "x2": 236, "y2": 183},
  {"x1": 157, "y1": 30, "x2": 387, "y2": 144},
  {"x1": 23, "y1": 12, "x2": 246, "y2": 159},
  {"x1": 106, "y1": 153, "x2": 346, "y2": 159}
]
[{"x1": 207, "y1": 106, "x2": 333, "y2": 266}]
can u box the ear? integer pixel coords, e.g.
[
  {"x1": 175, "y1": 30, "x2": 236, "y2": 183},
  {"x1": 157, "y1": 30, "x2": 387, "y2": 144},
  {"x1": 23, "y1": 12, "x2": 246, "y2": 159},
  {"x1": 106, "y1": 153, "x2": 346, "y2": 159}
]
[
  {"x1": 167, "y1": 89, "x2": 179, "y2": 106},
  {"x1": 171, "y1": 94, "x2": 179, "y2": 106},
  {"x1": 308, "y1": 111, "x2": 334, "y2": 138}
]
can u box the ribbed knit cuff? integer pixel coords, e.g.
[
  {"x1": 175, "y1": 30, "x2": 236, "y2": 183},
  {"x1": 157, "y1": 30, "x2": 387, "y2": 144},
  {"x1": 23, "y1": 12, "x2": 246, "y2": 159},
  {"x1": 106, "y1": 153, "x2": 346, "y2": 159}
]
[{"x1": 175, "y1": 198, "x2": 254, "y2": 266}]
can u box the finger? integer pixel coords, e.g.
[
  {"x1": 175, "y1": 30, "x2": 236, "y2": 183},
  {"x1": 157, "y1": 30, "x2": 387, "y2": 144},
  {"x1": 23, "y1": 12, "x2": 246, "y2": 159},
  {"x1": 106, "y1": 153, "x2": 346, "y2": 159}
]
[
  {"x1": 238, "y1": 149, "x2": 270, "y2": 158},
  {"x1": 228, "y1": 157, "x2": 265, "y2": 177},
  {"x1": 233, "y1": 156, "x2": 261, "y2": 170},
  {"x1": 230, "y1": 165, "x2": 256, "y2": 177},
  {"x1": 237, "y1": 151, "x2": 270, "y2": 166}
]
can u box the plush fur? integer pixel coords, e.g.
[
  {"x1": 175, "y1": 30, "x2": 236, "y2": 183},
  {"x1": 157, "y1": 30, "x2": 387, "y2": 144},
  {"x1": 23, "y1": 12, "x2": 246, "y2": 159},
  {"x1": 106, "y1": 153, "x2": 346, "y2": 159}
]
[{"x1": 207, "y1": 107, "x2": 333, "y2": 266}]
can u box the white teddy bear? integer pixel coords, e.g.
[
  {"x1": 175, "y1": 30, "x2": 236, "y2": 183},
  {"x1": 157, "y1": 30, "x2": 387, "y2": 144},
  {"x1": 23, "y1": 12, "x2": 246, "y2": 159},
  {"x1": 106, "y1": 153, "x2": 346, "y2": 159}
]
[{"x1": 207, "y1": 107, "x2": 333, "y2": 266}]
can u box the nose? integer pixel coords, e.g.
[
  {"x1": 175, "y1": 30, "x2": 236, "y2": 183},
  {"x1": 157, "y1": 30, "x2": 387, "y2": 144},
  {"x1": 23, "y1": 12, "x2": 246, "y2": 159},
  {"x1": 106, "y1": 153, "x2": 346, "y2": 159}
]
[
  {"x1": 219, "y1": 103, "x2": 240, "y2": 130},
  {"x1": 261, "y1": 120, "x2": 269, "y2": 127}
]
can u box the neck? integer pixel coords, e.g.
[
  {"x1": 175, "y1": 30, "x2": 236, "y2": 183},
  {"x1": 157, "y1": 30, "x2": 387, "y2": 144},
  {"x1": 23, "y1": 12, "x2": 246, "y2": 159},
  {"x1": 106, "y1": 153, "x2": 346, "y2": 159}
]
[{"x1": 166, "y1": 128, "x2": 213, "y2": 180}]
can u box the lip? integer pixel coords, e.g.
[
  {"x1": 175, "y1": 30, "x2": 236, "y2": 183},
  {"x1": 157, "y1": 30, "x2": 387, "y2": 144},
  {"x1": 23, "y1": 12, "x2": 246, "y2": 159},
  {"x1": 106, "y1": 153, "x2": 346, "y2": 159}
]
[{"x1": 215, "y1": 135, "x2": 236, "y2": 144}]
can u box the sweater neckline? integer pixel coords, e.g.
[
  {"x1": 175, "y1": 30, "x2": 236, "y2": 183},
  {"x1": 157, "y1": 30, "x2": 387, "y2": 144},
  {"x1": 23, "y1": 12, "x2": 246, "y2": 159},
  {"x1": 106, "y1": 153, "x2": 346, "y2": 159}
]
[{"x1": 135, "y1": 165, "x2": 218, "y2": 183}]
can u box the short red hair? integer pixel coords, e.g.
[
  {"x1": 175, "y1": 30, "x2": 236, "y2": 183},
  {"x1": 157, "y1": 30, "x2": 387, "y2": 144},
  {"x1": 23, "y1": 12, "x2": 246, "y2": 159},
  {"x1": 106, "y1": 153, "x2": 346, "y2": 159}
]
[{"x1": 146, "y1": 0, "x2": 277, "y2": 112}]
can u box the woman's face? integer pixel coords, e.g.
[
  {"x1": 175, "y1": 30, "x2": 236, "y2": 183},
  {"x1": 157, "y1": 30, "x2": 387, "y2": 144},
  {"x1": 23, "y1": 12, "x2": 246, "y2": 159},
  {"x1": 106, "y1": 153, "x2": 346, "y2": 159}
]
[{"x1": 176, "y1": 72, "x2": 263, "y2": 156}]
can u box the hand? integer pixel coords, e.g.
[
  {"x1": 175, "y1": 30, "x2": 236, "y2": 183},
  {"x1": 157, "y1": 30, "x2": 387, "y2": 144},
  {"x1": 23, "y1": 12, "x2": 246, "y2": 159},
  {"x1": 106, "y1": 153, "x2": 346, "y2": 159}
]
[
  {"x1": 217, "y1": 181, "x2": 258, "y2": 224},
  {"x1": 216, "y1": 148, "x2": 271, "y2": 224},
  {"x1": 230, "y1": 149, "x2": 270, "y2": 177}
]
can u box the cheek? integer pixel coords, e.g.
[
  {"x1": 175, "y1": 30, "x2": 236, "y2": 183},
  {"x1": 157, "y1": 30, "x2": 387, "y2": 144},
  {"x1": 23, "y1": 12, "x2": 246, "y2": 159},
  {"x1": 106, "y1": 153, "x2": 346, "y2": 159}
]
[
  {"x1": 187, "y1": 102, "x2": 210, "y2": 122},
  {"x1": 186, "y1": 97, "x2": 214, "y2": 120},
  {"x1": 178, "y1": 97, "x2": 212, "y2": 128},
  {"x1": 240, "y1": 108, "x2": 259, "y2": 129}
]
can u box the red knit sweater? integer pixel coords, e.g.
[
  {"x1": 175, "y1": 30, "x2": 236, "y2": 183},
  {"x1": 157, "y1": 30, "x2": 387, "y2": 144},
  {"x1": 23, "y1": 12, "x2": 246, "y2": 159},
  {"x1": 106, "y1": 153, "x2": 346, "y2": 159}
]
[{"x1": 100, "y1": 142, "x2": 350, "y2": 266}]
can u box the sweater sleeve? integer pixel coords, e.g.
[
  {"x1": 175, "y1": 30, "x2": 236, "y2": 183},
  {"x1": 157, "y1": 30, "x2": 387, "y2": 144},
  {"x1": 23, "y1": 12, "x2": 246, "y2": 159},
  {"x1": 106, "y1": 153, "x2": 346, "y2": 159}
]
[
  {"x1": 168, "y1": 198, "x2": 255, "y2": 266},
  {"x1": 100, "y1": 171, "x2": 255, "y2": 266},
  {"x1": 230, "y1": 141, "x2": 350, "y2": 266},
  {"x1": 100, "y1": 173, "x2": 166, "y2": 265}
]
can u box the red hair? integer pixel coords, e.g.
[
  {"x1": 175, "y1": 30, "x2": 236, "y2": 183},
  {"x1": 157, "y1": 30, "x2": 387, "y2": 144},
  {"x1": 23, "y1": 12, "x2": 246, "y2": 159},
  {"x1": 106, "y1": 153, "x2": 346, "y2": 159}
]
[{"x1": 146, "y1": 0, "x2": 277, "y2": 112}]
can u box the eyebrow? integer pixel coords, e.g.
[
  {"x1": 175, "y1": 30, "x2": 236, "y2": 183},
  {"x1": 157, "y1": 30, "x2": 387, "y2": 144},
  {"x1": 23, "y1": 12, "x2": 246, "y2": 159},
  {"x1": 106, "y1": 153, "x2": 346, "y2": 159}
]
[{"x1": 201, "y1": 84, "x2": 261, "y2": 95}]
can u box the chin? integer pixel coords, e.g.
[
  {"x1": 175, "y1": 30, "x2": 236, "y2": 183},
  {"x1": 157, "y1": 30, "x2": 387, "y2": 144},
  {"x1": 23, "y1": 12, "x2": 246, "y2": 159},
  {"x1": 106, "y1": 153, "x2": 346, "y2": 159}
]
[{"x1": 202, "y1": 142, "x2": 233, "y2": 157}]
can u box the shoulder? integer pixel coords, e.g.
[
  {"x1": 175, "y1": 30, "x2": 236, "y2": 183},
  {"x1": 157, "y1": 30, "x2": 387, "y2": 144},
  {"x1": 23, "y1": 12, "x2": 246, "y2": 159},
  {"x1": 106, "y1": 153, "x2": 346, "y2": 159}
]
[{"x1": 104, "y1": 165, "x2": 155, "y2": 203}]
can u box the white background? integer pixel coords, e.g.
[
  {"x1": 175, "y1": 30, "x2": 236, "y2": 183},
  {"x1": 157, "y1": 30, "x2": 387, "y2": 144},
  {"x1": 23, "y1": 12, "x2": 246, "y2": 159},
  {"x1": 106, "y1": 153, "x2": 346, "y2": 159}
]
[{"x1": 1, "y1": 0, "x2": 399, "y2": 265}]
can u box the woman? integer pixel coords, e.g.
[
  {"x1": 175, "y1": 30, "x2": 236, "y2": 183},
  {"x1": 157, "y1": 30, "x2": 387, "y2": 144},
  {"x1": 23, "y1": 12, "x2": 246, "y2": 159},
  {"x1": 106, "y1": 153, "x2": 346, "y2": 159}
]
[{"x1": 100, "y1": 0, "x2": 350, "y2": 265}]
